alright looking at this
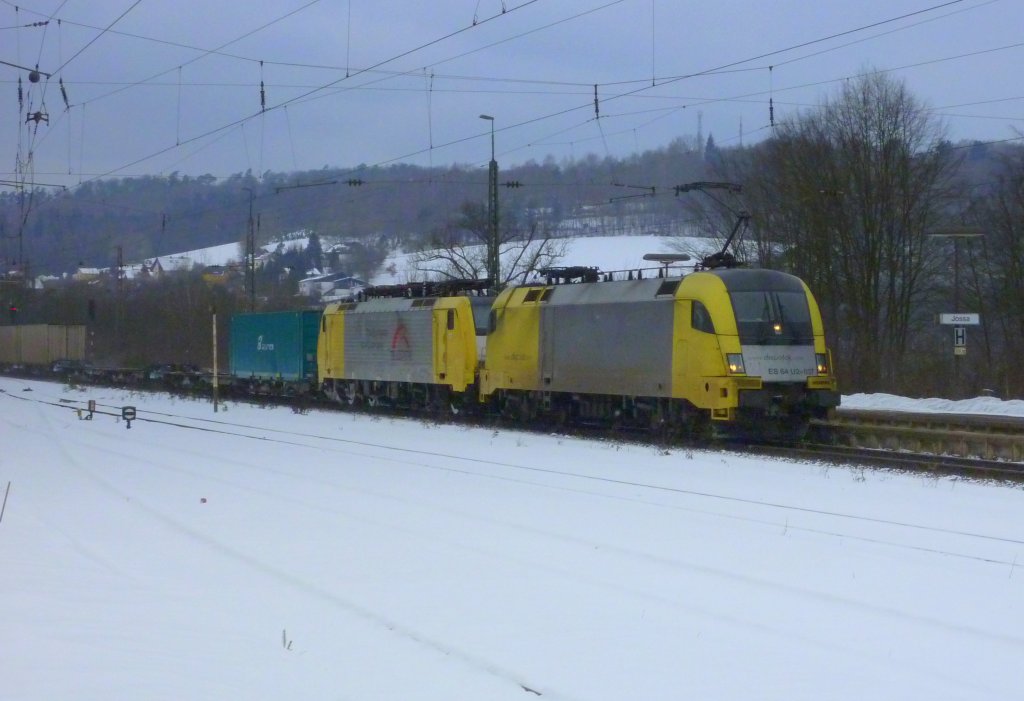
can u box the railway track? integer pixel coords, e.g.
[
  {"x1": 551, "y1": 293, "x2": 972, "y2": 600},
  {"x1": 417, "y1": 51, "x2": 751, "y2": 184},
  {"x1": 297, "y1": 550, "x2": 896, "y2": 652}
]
[
  {"x1": 740, "y1": 441, "x2": 1024, "y2": 483},
  {"x1": 826, "y1": 408, "x2": 1024, "y2": 464},
  {"x1": 5, "y1": 371, "x2": 1024, "y2": 482}
]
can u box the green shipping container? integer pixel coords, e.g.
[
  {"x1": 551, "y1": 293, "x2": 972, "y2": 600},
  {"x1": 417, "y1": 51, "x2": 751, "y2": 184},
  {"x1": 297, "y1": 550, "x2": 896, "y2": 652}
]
[{"x1": 229, "y1": 311, "x2": 321, "y2": 381}]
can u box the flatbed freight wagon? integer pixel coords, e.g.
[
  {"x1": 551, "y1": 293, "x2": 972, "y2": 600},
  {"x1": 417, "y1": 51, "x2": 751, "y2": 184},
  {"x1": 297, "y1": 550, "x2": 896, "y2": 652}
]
[{"x1": 229, "y1": 310, "x2": 321, "y2": 394}]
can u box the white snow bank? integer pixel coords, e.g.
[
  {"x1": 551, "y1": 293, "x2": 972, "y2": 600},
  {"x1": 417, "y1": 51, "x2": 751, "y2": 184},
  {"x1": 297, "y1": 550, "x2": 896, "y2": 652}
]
[{"x1": 842, "y1": 393, "x2": 1024, "y2": 417}]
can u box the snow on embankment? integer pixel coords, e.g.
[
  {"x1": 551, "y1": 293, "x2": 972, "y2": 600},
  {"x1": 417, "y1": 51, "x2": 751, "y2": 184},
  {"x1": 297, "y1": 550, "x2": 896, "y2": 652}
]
[{"x1": 842, "y1": 393, "x2": 1024, "y2": 418}]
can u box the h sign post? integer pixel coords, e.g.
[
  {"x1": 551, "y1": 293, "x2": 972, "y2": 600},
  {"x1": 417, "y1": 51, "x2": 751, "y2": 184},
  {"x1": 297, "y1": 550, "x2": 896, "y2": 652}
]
[{"x1": 939, "y1": 313, "x2": 977, "y2": 358}]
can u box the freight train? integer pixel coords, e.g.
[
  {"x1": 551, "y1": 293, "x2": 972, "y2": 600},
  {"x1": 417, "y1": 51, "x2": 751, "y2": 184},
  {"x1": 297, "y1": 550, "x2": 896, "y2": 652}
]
[
  {"x1": 308, "y1": 265, "x2": 838, "y2": 438},
  {"x1": 2, "y1": 261, "x2": 839, "y2": 439}
]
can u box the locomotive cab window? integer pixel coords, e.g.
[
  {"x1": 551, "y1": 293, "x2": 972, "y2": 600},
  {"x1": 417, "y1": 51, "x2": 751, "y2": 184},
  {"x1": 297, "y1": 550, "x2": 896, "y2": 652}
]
[
  {"x1": 470, "y1": 297, "x2": 493, "y2": 336},
  {"x1": 691, "y1": 300, "x2": 716, "y2": 334},
  {"x1": 730, "y1": 291, "x2": 813, "y2": 344}
]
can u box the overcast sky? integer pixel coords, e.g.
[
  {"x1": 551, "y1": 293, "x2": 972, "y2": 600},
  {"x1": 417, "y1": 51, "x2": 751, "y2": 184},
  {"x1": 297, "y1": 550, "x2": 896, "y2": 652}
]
[{"x1": 2, "y1": 0, "x2": 1022, "y2": 189}]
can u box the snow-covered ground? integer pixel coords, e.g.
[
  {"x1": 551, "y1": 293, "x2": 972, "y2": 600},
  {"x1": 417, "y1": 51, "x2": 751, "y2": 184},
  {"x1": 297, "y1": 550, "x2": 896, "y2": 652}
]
[
  {"x1": 842, "y1": 393, "x2": 1024, "y2": 418},
  {"x1": 151, "y1": 238, "x2": 311, "y2": 270},
  {"x1": 2, "y1": 376, "x2": 1023, "y2": 700}
]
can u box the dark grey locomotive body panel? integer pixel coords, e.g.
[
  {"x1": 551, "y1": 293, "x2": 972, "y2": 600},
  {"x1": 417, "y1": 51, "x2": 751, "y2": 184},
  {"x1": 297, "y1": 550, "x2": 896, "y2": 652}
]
[{"x1": 538, "y1": 279, "x2": 675, "y2": 397}]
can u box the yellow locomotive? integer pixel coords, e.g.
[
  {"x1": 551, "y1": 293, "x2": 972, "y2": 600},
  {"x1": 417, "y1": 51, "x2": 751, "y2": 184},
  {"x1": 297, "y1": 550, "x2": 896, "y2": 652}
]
[
  {"x1": 482, "y1": 266, "x2": 836, "y2": 436},
  {"x1": 317, "y1": 280, "x2": 490, "y2": 411},
  {"x1": 318, "y1": 265, "x2": 838, "y2": 438}
]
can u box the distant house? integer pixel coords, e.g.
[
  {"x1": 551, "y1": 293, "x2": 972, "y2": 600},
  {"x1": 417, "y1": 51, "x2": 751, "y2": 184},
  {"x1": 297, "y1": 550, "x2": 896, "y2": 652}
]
[
  {"x1": 320, "y1": 277, "x2": 367, "y2": 303},
  {"x1": 136, "y1": 258, "x2": 166, "y2": 280},
  {"x1": 298, "y1": 271, "x2": 366, "y2": 300},
  {"x1": 151, "y1": 258, "x2": 166, "y2": 275},
  {"x1": 73, "y1": 267, "x2": 103, "y2": 283},
  {"x1": 325, "y1": 240, "x2": 362, "y2": 256},
  {"x1": 35, "y1": 274, "x2": 64, "y2": 290}
]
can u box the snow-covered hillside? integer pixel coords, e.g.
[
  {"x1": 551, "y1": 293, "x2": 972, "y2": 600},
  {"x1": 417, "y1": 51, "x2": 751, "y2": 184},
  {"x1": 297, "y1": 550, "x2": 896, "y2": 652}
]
[{"x1": 368, "y1": 234, "x2": 719, "y2": 286}]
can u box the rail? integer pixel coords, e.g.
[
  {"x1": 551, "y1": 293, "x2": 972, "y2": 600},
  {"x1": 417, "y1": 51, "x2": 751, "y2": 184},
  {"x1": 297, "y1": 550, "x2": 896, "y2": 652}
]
[{"x1": 824, "y1": 408, "x2": 1024, "y2": 464}]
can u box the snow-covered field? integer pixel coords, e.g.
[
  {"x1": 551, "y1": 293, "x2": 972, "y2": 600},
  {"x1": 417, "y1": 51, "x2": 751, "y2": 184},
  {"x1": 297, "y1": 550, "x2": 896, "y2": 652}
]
[{"x1": 2, "y1": 376, "x2": 1023, "y2": 700}]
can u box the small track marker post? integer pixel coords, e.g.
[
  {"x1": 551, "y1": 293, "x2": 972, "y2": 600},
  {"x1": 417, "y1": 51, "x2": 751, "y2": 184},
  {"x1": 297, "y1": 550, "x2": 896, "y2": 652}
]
[
  {"x1": 78, "y1": 399, "x2": 95, "y2": 420},
  {"x1": 212, "y1": 305, "x2": 219, "y2": 413}
]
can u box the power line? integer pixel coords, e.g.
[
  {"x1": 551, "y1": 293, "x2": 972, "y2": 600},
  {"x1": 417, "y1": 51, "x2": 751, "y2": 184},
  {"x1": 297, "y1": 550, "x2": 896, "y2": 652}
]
[
  {"x1": 78, "y1": 0, "x2": 1005, "y2": 185},
  {"x1": 74, "y1": 0, "x2": 544, "y2": 184},
  {"x1": 50, "y1": 0, "x2": 143, "y2": 76},
  {"x1": 74, "y1": 0, "x2": 323, "y2": 109},
  {"x1": 6, "y1": 0, "x2": 1019, "y2": 200}
]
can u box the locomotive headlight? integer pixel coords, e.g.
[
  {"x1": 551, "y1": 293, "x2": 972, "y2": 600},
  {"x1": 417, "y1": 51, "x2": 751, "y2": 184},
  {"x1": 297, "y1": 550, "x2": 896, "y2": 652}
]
[
  {"x1": 816, "y1": 353, "x2": 829, "y2": 375},
  {"x1": 726, "y1": 353, "x2": 745, "y2": 374}
]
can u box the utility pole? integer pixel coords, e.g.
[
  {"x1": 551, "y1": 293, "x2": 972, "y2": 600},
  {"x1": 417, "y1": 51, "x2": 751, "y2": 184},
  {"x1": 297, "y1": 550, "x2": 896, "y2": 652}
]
[
  {"x1": 115, "y1": 245, "x2": 124, "y2": 354},
  {"x1": 243, "y1": 187, "x2": 255, "y2": 311},
  {"x1": 928, "y1": 227, "x2": 984, "y2": 397},
  {"x1": 18, "y1": 187, "x2": 25, "y2": 288},
  {"x1": 211, "y1": 305, "x2": 219, "y2": 413},
  {"x1": 480, "y1": 114, "x2": 499, "y2": 288}
]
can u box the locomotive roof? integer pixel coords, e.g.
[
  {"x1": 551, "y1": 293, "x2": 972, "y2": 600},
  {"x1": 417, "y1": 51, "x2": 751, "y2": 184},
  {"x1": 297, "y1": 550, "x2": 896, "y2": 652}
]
[
  {"x1": 513, "y1": 267, "x2": 805, "y2": 306},
  {"x1": 706, "y1": 268, "x2": 806, "y2": 293},
  {"x1": 525, "y1": 277, "x2": 675, "y2": 305}
]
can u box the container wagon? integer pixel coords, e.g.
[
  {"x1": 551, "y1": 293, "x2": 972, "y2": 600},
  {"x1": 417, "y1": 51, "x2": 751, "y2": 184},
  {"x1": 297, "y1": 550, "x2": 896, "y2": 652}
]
[
  {"x1": 0, "y1": 324, "x2": 86, "y2": 367},
  {"x1": 229, "y1": 310, "x2": 321, "y2": 394}
]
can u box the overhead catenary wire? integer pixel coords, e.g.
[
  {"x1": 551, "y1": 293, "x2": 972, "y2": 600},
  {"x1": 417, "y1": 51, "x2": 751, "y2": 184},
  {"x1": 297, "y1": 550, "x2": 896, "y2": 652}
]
[
  {"x1": 83, "y1": 0, "x2": 1007, "y2": 187},
  {"x1": 0, "y1": 0, "x2": 1007, "y2": 188},
  {"x1": 69, "y1": 0, "x2": 325, "y2": 111},
  {"x1": 70, "y1": 0, "x2": 543, "y2": 184},
  {"x1": 4, "y1": 0, "x2": 1019, "y2": 218},
  {"x1": 49, "y1": 0, "x2": 143, "y2": 77}
]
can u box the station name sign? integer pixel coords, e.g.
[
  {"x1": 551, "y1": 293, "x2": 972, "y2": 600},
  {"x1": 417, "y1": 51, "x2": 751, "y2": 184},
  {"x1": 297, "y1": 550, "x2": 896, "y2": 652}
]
[{"x1": 938, "y1": 313, "x2": 980, "y2": 325}]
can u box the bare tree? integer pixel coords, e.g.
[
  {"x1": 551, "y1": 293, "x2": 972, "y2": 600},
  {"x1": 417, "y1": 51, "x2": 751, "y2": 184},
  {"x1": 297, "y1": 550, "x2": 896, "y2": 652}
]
[
  {"x1": 409, "y1": 200, "x2": 566, "y2": 286},
  {"x1": 732, "y1": 71, "x2": 958, "y2": 392},
  {"x1": 969, "y1": 143, "x2": 1024, "y2": 396}
]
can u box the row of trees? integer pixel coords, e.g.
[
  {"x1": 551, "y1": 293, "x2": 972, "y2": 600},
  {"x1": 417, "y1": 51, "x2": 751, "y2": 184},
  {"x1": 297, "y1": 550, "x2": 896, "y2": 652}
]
[
  {"x1": 705, "y1": 72, "x2": 1023, "y2": 398},
  {"x1": 0, "y1": 141, "x2": 709, "y2": 278}
]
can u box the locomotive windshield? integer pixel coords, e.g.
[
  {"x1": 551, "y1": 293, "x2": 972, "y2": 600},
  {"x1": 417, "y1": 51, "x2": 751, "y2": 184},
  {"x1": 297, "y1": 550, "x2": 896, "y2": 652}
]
[
  {"x1": 710, "y1": 269, "x2": 816, "y2": 346},
  {"x1": 730, "y1": 290, "x2": 813, "y2": 345}
]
